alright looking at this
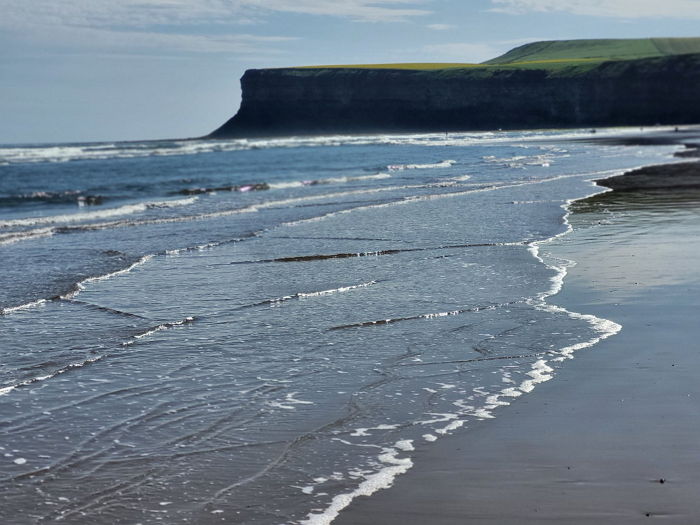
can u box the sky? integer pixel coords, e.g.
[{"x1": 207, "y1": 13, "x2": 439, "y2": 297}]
[{"x1": 1, "y1": 0, "x2": 699, "y2": 144}]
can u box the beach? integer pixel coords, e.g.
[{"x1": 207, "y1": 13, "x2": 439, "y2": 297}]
[
  {"x1": 1, "y1": 129, "x2": 698, "y2": 524},
  {"x1": 335, "y1": 166, "x2": 700, "y2": 523}
]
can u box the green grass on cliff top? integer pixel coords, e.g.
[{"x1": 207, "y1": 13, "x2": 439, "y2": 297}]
[
  {"x1": 292, "y1": 37, "x2": 700, "y2": 72},
  {"x1": 485, "y1": 37, "x2": 700, "y2": 64}
]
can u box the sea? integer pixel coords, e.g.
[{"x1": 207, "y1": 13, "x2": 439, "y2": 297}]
[{"x1": 0, "y1": 129, "x2": 682, "y2": 524}]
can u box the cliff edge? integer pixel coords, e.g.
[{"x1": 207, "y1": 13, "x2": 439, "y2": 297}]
[{"x1": 209, "y1": 38, "x2": 700, "y2": 138}]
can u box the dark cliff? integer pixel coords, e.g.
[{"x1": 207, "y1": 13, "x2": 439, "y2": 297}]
[{"x1": 209, "y1": 53, "x2": 700, "y2": 138}]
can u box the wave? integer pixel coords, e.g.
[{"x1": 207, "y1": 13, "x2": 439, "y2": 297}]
[
  {"x1": 229, "y1": 241, "x2": 519, "y2": 266},
  {"x1": 0, "y1": 227, "x2": 55, "y2": 246},
  {"x1": 329, "y1": 302, "x2": 519, "y2": 330},
  {"x1": 0, "y1": 354, "x2": 105, "y2": 397},
  {"x1": 60, "y1": 254, "x2": 155, "y2": 301},
  {"x1": 121, "y1": 317, "x2": 196, "y2": 346},
  {"x1": 0, "y1": 315, "x2": 196, "y2": 396},
  {"x1": 177, "y1": 173, "x2": 392, "y2": 195},
  {"x1": 0, "y1": 298, "x2": 49, "y2": 316},
  {"x1": 0, "y1": 197, "x2": 198, "y2": 228},
  {"x1": 482, "y1": 153, "x2": 560, "y2": 169},
  {"x1": 387, "y1": 160, "x2": 456, "y2": 170},
  {"x1": 0, "y1": 181, "x2": 469, "y2": 245},
  {"x1": 0, "y1": 191, "x2": 105, "y2": 207},
  {"x1": 300, "y1": 442, "x2": 413, "y2": 525},
  {"x1": 246, "y1": 281, "x2": 379, "y2": 309},
  {"x1": 0, "y1": 126, "x2": 657, "y2": 165}
]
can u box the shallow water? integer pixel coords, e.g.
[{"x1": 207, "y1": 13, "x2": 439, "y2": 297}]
[{"x1": 0, "y1": 129, "x2": 682, "y2": 524}]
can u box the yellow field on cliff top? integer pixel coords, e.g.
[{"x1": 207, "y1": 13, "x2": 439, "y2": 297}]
[
  {"x1": 296, "y1": 63, "x2": 480, "y2": 70},
  {"x1": 293, "y1": 38, "x2": 700, "y2": 71},
  {"x1": 295, "y1": 58, "x2": 600, "y2": 70}
]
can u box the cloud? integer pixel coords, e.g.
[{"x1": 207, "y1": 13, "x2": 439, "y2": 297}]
[
  {"x1": 0, "y1": 0, "x2": 431, "y2": 29},
  {"x1": 489, "y1": 0, "x2": 700, "y2": 19},
  {"x1": 427, "y1": 23, "x2": 456, "y2": 30},
  {"x1": 0, "y1": 0, "x2": 431, "y2": 57},
  {"x1": 47, "y1": 27, "x2": 297, "y2": 56},
  {"x1": 244, "y1": 0, "x2": 431, "y2": 22}
]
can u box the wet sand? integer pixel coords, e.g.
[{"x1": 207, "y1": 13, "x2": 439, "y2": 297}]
[
  {"x1": 596, "y1": 160, "x2": 700, "y2": 191},
  {"x1": 335, "y1": 184, "x2": 700, "y2": 523}
]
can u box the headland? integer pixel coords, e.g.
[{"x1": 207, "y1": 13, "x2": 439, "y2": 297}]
[{"x1": 210, "y1": 38, "x2": 700, "y2": 138}]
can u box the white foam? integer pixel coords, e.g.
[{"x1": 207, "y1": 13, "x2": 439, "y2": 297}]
[
  {"x1": 297, "y1": 281, "x2": 377, "y2": 298},
  {"x1": 63, "y1": 254, "x2": 155, "y2": 301},
  {"x1": 331, "y1": 438, "x2": 382, "y2": 449},
  {"x1": 299, "y1": 446, "x2": 413, "y2": 525},
  {"x1": 0, "y1": 227, "x2": 55, "y2": 246},
  {"x1": 524, "y1": 180, "x2": 624, "y2": 365},
  {"x1": 280, "y1": 170, "x2": 620, "y2": 231},
  {"x1": 519, "y1": 360, "x2": 554, "y2": 393},
  {"x1": 268, "y1": 172, "x2": 391, "y2": 190},
  {"x1": 121, "y1": 316, "x2": 195, "y2": 346},
  {"x1": 266, "y1": 392, "x2": 314, "y2": 410},
  {"x1": 0, "y1": 197, "x2": 197, "y2": 228},
  {"x1": 1, "y1": 298, "x2": 48, "y2": 316},
  {"x1": 324, "y1": 173, "x2": 393, "y2": 184},
  {"x1": 462, "y1": 177, "x2": 623, "y2": 415},
  {"x1": 418, "y1": 413, "x2": 458, "y2": 425},
  {"x1": 394, "y1": 440, "x2": 414, "y2": 452},
  {"x1": 0, "y1": 127, "x2": 677, "y2": 166},
  {"x1": 350, "y1": 424, "x2": 399, "y2": 437},
  {"x1": 436, "y1": 419, "x2": 466, "y2": 434},
  {"x1": 0, "y1": 354, "x2": 105, "y2": 397},
  {"x1": 388, "y1": 160, "x2": 456, "y2": 170}
]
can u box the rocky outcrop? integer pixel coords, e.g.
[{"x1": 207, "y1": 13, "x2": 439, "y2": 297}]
[{"x1": 209, "y1": 54, "x2": 700, "y2": 138}]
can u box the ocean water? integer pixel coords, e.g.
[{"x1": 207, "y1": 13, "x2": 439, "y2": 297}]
[{"x1": 0, "y1": 129, "x2": 681, "y2": 524}]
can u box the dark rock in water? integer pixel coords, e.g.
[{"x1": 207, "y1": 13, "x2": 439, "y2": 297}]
[
  {"x1": 596, "y1": 162, "x2": 700, "y2": 190},
  {"x1": 209, "y1": 53, "x2": 700, "y2": 138}
]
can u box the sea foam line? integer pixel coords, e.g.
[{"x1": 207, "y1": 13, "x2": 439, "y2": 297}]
[
  {"x1": 0, "y1": 355, "x2": 105, "y2": 397},
  {"x1": 387, "y1": 159, "x2": 456, "y2": 170},
  {"x1": 121, "y1": 316, "x2": 196, "y2": 346},
  {"x1": 1, "y1": 253, "x2": 157, "y2": 315},
  {"x1": 60, "y1": 254, "x2": 155, "y2": 301},
  {"x1": 294, "y1": 171, "x2": 629, "y2": 525},
  {"x1": 0, "y1": 298, "x2": 48, "y2": 316},
  {"x1": 0, "y1": 181, "x2": 468, "y2": 245},
  {"x1": 0, "y1": 227, "x2": 55, "y2": 246},
  {"x1": 329, "y1": 302, "x2": 518, "y2": 330},
  {"x1": 299, "y1": 443, "x2": 413, "y2": 525},
  {"x1": 0, "y1": 197, "x2": 198, "y2": 228},
  {"x1": 0, "y1": 126, "x2": 679, "y2": 166},
  {"x1": 473, "y1": 180, "x2": 624, "y2": 416},
  {"x1": 269, "y1": 172, "x2": 392, "y2": 190},
  {"x1": 233, "y1": 281, "x2": 379, "y2": 311},
  {"x1": 0, "y1": 315, "x2": 197, "y2": 396},
  {"x1": 278, "y1": 169, "x2": 624, "y2": 230}
]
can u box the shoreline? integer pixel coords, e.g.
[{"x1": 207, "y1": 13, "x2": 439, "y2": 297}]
[{"x1": 332, "y1": 147, "x2": 700, "y2": 523}]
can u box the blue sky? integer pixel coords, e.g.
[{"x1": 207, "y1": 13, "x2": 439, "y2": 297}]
[{"x1": 1, "y1": 0, "x2": 699, "y2": 144}]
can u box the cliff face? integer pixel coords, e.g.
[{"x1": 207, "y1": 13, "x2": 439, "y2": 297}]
[{"x1": 209, "y1": 54, "x2": 700, "y2": 138}]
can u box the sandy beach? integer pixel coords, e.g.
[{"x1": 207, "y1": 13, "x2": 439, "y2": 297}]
[{"x1": 335, "y1": 152, "x2": 700, "y2": 523}]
